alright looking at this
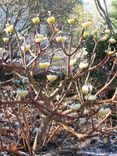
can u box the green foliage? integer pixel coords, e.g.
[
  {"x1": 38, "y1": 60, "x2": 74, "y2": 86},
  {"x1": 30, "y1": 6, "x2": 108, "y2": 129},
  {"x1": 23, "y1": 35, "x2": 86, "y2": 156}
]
[
  {"x1": 84, "y1": 34, "x2": 117, "y2": 86},
  {"x1": 110, "y1": 0, "x2": 117, "y2": 27},
  {"x1": 85, "y1": 37, "x2": 107, "y2": 63}
]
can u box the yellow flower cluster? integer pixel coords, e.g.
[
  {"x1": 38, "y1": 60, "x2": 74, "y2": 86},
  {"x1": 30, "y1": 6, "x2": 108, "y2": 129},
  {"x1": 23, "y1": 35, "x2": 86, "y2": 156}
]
[
  {"x1": 32, "y1": 17, "x2": 40, "y2": 24},
  {"x1": 38, "y1": 62, "x2": 50, "y2": 69},
  {"x1": 83, "y1": 32, "x2": 90, "y2": 38},
  {"x1": 47, "y1": 16, "x2": 55, "y2": 24},
  {"x1": 82, "y1": 84, "x2": 93, "y2": 95},
  {"x1": 47, "y1": 75, "x2": 57, "y2": 81},
  {"x1": 54, "y1": 28, "x2": 59, "y2": 33},
  {"x1": 70, "y1": 59, "x2": 77, "y2": 66},
  {"x1": 92, "y1": 29, "x2": 98, "y2": 35},
  {"x1": 105, "y1": 29, "x2": 110, "y2": 34},
  {"x1": 16, "y1": 89, "x2": 28, "y2": 98},
  {"x1": 81, "y1": 21, "x2": 92, "y2": 29},
  {"x1": 67, "y1": 18, "x2": 75, "y2": 25},
  {"x1": 4, "y1": 24, "x2": 14, "y2": 33},
  {"x1": 18, "y1": 34, "x2": 24, "y2": 41},
  {"x1": 106, "y1": 50, "x2": 116, "y2": 56},
  {"x1": 87, "y1": 94, "x2": 97, "y2": 101},
  {"x1": 100, "y1": 35, "x2": 108, "y2": 41},
  {"x1": 79, "y1": 61, "x2": 89, "y2": 70},
  {"x1": 21, "y1": 44, "x2": 31, "y2": 52},
  {"x1": 80, "y1": 48, "x2": 88, "y2": 57},
  {"x1": 3, "y1": 37, "x2": 9, "y2": 43},
  {"x1": 56, "y1": 36, "x2": 65, "y2": 43},
  {"x1": 109, "y1": 38, "x2": 116, "y2": 44},
  {"x1": 34, "y1": 34, "x2": 47, "y2": 43}
]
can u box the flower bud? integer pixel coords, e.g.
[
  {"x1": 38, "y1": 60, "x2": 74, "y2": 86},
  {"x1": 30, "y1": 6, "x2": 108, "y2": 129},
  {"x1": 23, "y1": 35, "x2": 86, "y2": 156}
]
[
  {"x1": 70, "y1": 59, "x2": 77, "y2": 66},
  {"x1": 100, "y1": 35, "x2": 108, "y2": 41},
  {"x1": 34, "y1": 34, "x2": 47, "y2": 43},
  {"x1": 21, "y1": 44, "x2": 31, "y2": 52},
  {"x1": 32, "y1": 17, "x2": 40, "y2": 24},
  {"x1": 56, "y1": 36, "x2": 65, "y2": 43},
  {"x1": 105, "y1": 29, "x2": 110, "y2": 34},
  {"x1": 47, "y1": 75, "x2": 57, "y2": 81},
  {"x1": 109, "y1": 38, "x2": 116, "y2": 44},
  {"x1": 38, "y1": 62, "x2": 50, "y2": 69},
  {"x1": 92, "y1": 29, "x2": 98, "y2": 35},
  {"x1": 67, "y1": 18, "x2": 75, "y2": 25},
  {"x1": 83, "y1": 32, "x2": 90, "y2": 38},
  {"x1": 4, "y1": 24, "x2": 14, "y2": 33},
  {"x1": 47, "y1": 16, "x2": 55, "y2": 24},
  {"x1": 81, "y1": 21, "x2": 92, "y2": 29},
  {"x1": 87, "y1": 94, "x2": 97, "y2": 101},
  {"x1": 16, "y1": 89, "x2": 28, "y2": 98},
  {"x1": 18, "y1": 34, "x2": 24, "y2": 41},
  {"x1": 82, "y1": 84, "x2": 93, "y2": 95},
  {"x1": 79, "y1": 62, "x2": 89, "y2": 70},
  {"x1": 106, "y1": 50, "x2": 115, "y2": 56},
  {"x1": 0, "y1": 48, "x2": 3, "y2": 52},
  {"x1": 54, "y1": 28, "x2": 59, "y2": 33},
  {"x1": 3, "y1": 37, "x2": 9, "y2": 43}
]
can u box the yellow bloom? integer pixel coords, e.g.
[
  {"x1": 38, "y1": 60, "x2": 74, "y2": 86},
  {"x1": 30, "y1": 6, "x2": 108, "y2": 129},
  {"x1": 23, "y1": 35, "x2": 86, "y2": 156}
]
[
  {"x1": 81, "y1": 49, "x2": 88, "y2": 57},
  {"x1": 56, "y1": 36, "x2": 65, "y2": 43},
  {"x1": 18, "y1": 34, "x2": 24, "y2": 41},
  {"x1": 83, "y1": 32, "x2": 90, "y2": 38},
  {"x1": 82, "y1": 84, "x2": 93, "y2": 95},
  {"x1": 16, "y1": 89, "x2": 28, "y2": 98},
  {"x1": 105, "y1": 29, "x2": 110, "y2": 34},
  {"x1": 106, "y1": 50, "x2": 115, "y2": 56},
  {"x1": 5, "y1": 24, "x2": 14, "y2": 33},
  {"x1": 47, "y1": 75, "x2": 57, "y2": 81},
  {"x1": 67, "y1": 18, "x2": 75, "y2": 24},
  {"x1": 87, "y1": 95, "x2": 97, "y2": 101},
  {"x1": 92, "y1": 29, "x2": 98, "y2": 35},
  {"x1": 3, "y1": 37, "x2": 9, "y2": 43},
  {"x1": 5, "y1": 23, "x2": 10, "y2": 27},
  {"x1": 47, "y1": 16, "x2": 55, "y2": 24},
  {"x1": 38, "y1": 62, "x2": 50, "y2": 69},
  {"x1": 32, "y1": 17, "x2": 40, "y2": 24},
  {"x1": 34, "y1": 38, "x2": 42, "y2": 43},
  {"x1": 79, "y1": 62, "x2": 89, "y2": 70},
  {"x1": 54, "y1": 28, "x2": 59, "y2": 33},
  {"x1": 100, "y1": 35, "x2": 108, "y2": 41},
  {"x1": 34, "y1": 34, "x2": 47, "y2": 43},
  {"x1": 21, "y1": 44, "x2": 31, "y2": 52},
  {"x1": 0, "y1": 48, "x2": 3, "y2": 52},
  {"x1": 70, "y1": 59, "x2": 77, "y2": 66},
  {"x1": 81, "y1": 21, "x2": 92, "y2": 29},
  {"x1": 109, "y1": 38, "x2": 116, "y2": 44},
  {"x1": 115, "y1": 52, "x2": 117, "y2": 57}
]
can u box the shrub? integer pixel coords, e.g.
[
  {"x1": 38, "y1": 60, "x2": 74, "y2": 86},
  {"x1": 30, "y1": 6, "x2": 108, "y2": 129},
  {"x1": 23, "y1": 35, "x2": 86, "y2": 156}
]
[{"x1": 0, "y1": 15, "x2": 117, "y2": 155}]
